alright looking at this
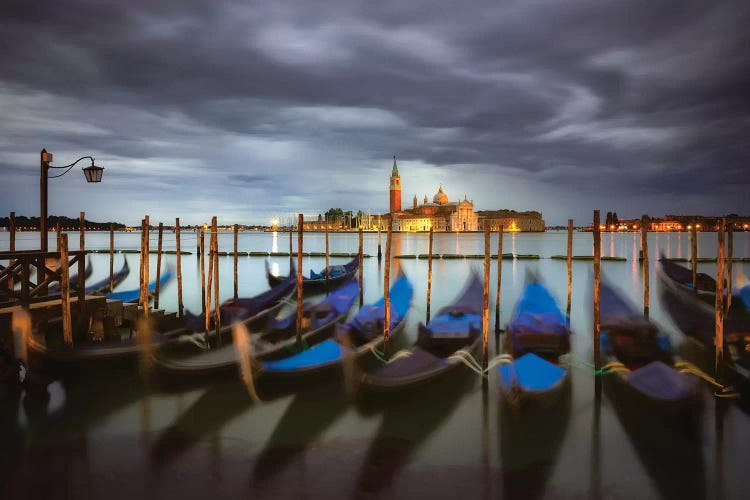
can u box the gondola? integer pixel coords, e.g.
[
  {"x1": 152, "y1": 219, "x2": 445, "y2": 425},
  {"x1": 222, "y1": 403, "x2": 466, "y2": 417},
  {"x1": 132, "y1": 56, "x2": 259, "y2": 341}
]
[
  {"x1": 265, "y1": 256, "x2": 359, "y2": 292},
  {"x1": 153, "y1": 280, "x2": 359, "y2": 376},
  {"x1": 598, "y1": 280, "x2": 700, "y2": 413},
  {"x1": 257, "y1": 272, "x2": 413, "y2": 379},
  {"x1": 658, "y1": 269, "x2": 750, "y2": 398},
  {"x1": 46, "y1": 258, "x2": 130, "y2": 297},
  {"x1": 497, "y1": 275, "x2": 571, "y2": 410},
  {"x1": 104, "y1": 263, "x2": 174, "y2": 303},
  {"x1": 86, "y1": 257, "x2": 130, "y2": 295},
  {"x1": 359, "y1": 269, "x2": 482, "y2": 392},
  {"x1": 48, "y1": 256, "x2": 93, "y2": 292},
  {"x1": 659, "y1": 257, "x2": 748, "y2": 315},
  {"x1": 26, "y1": 273, "x2": 297, "y2": 363}
]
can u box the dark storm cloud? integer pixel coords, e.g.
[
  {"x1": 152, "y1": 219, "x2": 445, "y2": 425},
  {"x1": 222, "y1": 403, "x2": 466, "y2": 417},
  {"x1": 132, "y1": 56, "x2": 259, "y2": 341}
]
[{"x1": 1, "y1": 0, "x2": 748, "y2": 225}]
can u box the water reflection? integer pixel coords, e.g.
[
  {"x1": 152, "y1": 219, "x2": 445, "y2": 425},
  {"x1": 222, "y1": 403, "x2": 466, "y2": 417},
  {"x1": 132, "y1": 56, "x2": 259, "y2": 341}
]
[
  {"x1": 251, "y1": 384, "x2": 348, "y2": 488},
  {"x1": 150, "y1": 381, "x2": 255, "y2": 469},
  {"x1": 497, "y1": 383, "x2": 571, "y2": 499},
  {"x1": 605, "y1": 379, "x2": 706, "y2": 499},
  {"x1": 354, "y1": 375, "x2": 473, "y2": 498}
]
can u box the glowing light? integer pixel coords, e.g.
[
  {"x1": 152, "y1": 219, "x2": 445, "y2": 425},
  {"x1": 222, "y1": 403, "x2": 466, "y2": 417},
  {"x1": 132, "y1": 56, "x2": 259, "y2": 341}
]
[
  {"x1": 203, "y1": 223, "x2": 208, "y2": 230},
  {"x1": 270, "y1": 218, "x2": 279, "y2": 227}
]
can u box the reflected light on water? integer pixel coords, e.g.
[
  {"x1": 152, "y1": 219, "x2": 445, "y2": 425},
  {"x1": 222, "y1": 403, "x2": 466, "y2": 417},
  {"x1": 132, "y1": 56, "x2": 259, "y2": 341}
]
[
  {"x1": 136, "y1": 317, "x2": 154, "y2": 378},
  {"x1": 11, "y1": 309, "x2": 31, "y2": 368},
  {"x1": 271, "y1": 230, "x2": 278, "y2": 253}
]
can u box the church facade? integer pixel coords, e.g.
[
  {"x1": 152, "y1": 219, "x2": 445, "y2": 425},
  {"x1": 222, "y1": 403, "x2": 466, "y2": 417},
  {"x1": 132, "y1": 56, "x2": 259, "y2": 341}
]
[{"x1": 388, "y1": 158, "x2": 479, "y2": 232}]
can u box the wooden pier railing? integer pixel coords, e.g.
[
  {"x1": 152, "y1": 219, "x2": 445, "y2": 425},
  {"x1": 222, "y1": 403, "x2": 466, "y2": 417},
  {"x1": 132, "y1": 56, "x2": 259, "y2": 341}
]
[{"x1": 0, "y1": 250, "x2": 86, "y2": 308}]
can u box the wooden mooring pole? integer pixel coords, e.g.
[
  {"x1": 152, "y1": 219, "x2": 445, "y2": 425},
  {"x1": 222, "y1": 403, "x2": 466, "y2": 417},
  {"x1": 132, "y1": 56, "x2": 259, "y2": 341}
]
[
  {"x1": 154, "y1": 222, "x2": 163, "y2": 309},
  {"x1": 205, "y1": 220, "x2": 215, "y2": 335},
  {"x1": 377, "y1": 216, "x2": 382, "y2": 262},
  {"x1": 641, "y1": 214, "x2": 649, "y2": 318},
  {"x1": 566, "y1": 219, "x2": 573, "y2": 319},
  {"x1": 715, "y1": 218, "x2": 725, "y2": 379},
  {"x1": 495, "y1": 225, "x2": 504, "y2": 334},
  {"x1": 109, "y1": 224, "x2": 114, "y2": 292},
  {"x1": 691, "y1": 223, "x2": 698, "y2": 292},
  {"x1": 325, "y1": 221, "x2": 330, "y2": 285},
  {"x1": 296, "y1": 214, "x2": 304, "y2": 349},
  {"x1": 482, "y1": 226, "x2": 490, "y2": 374},
  {"x1": 358, "y1": 226, "x2": 364, "y2": 306},
  {"x1": 175, "y1": 218, "x2": 184, "y2": 317},
  {"x1": 212, "y1": 217, "x2": 221, "y2": 343},
  {"x1": 426, "y1": 226, "x2": 433, "y2": 323},
  {"x1": 8, "y1": 212, "x2": 14, "y2": 290},
  {"x1": 200, "y1": 227, "x2": 206, "y2": 314},
  {"x1": 60, "y1": 234, "x2": 72, "y2": 345},
  {"x1": 593, "y1": 210, "x2": 601, "y2": 372},
  {"x1": 383, "y1": 220, "x2": 393, "y2": 356},
  {"x1": 233, "y1": 223, "x2": 239, "y2": 299},
  {"x1": 727, "y1": 223, "x2": 733, "y2": 313},
  {"x1": 79, "y1": 211, "x2": 85, "y2": 253},
  {"x1": 140, "y1": 217, "x2": 149, "y2": 322}
]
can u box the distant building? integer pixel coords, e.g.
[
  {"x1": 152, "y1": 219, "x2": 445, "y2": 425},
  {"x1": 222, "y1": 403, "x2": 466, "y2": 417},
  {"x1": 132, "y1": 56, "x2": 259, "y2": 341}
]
[{"x1": 477, "y1": 210, "x2": 545, "y2": 232}]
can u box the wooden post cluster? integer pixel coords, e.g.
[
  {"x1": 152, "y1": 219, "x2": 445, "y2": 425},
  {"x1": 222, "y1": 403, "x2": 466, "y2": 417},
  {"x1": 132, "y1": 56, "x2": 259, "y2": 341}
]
[
  {"x1": 60, "y1": 234, "x2": 72, "y2": 345},
  {"x1": 727, "y1": 224, "x2": 733, "y2": 313},
  {"x1": 691, "y1": 223, "x2": 698, "y2": 292},
  {"x1": 383, "y1": 221, "x2": 393, "y2": 355},
  {"x1": 109, "y1": 224, "x2": 115, "y2": 292},
  {"x1": 358, "y1": 226, "x2": 364, "y2": 306},
  {"x1": 495, "y1": 225, "x2": 504, "y2": 333},
  {"x1": 175, "y1": 218, "x2": 184, "y2": 317},
  {"x1": 154, "y1": 222, "x2": 163, "y2": 309},
  {"x1": 641, "y1": 214, "x2": 649, "y2": 318},
  {"x1": 296, "y1": 214, "x2": 304, "y2": 348},
  {"x1": 426, "y1": 226, "x2": 433, "y2": 323},
  {"x1": 566, "y1": 219, "x2": 573, "y2": 318},
  {"x1": 482, "y1": 227, "x2": 490, "y2": 373},
  {"x1": 234, "y1": 224, "x2": 239, "y2": 299},
  {"x1": 593, "y1": 210, "x2": 601, "y2": 371},
  {"x1": 715, "y1": 218, "x2": 725, "y2": 378}
]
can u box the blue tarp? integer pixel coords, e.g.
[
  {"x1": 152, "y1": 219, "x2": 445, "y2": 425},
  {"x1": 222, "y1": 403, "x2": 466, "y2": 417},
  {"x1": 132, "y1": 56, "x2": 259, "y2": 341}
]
[
  {"x1": 262, "y1": 339, "x2": 343, "y2": 371},
  {"x1": 509, "y1": 282, "x2": 567, "y2": 335},
  {"x1": 498, "y1": 352, "x2": 566, "y2": 391},
  {"x1": 428, "y1": 313, "x2": 481, "y2": 336}
]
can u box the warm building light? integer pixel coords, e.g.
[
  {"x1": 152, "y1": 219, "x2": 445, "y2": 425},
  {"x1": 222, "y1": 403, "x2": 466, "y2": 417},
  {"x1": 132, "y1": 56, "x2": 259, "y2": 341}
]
[{"x1": 696, "y1": 224, "x2": 701, "y2": 229}]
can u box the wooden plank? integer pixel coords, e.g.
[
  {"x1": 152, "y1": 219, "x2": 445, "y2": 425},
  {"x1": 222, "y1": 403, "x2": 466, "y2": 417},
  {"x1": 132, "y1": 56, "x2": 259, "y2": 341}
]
[
  {"x1": 175, "y1": 218, "x2": 183, "y2": 317},
  {"x1": 296, "y1": 213, "x2": 304, "y2": 349},
  {"x1": 593, "y1": 210, "x2": 601, "y2": 371},
  {"x1": 154, "y1": 222, "x2": 163, "y2": 309},
  {"x1": 60, "y1": 234, "x2": 72, "y2": 345}
]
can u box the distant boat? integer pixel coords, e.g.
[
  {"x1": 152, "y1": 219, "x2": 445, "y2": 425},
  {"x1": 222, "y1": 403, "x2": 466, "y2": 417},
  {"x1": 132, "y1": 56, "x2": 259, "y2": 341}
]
[{"x1": 266, "y1": 256, "x2": 359, "y2": 292}]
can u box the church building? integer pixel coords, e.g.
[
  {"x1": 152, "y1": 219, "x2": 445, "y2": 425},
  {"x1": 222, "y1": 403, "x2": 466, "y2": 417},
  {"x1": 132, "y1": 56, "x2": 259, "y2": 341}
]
[{"x1": 388, "y1": 157, "x2": 479, "y2": 232}]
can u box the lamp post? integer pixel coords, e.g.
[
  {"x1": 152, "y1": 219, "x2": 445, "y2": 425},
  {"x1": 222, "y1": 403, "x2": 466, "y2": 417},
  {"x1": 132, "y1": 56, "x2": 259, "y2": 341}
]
[{"x1": 40, "y1": 148, "x2": 104, "y2": 252}]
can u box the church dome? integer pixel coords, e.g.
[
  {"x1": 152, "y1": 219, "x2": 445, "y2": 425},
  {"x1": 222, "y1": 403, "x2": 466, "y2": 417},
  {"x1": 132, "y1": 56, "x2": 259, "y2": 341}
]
[{"x1": 433, "y1": 185, "x2": 448, "y2": 205}]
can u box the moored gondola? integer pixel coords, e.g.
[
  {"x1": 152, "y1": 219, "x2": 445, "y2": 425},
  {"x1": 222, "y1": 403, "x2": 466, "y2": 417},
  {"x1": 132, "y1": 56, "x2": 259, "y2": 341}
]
[
  {"x1": 599, "y1": 280, "x2": 700, "y2": 414},
  {"x1": 265, "y1": 256, "x2": 359, "y2": 292},
  {"x1": 359, "y1": 269, "x2": 482, "y2": 392},
  {"x1": 497, "y1": 275, "x2": 571, "y2": 411},
  {"x1": 659, "y1": 256, "x2": 749, "y2": 315},
  {"x1": 257, "y1": 271, "x2": 413, "y2": 379},
  {"x1": 658, "y1": 269, "x2": 750, "y2": 398},
  {"x1": 153, "y1": 280, "x2": 359, "y2": 377}
]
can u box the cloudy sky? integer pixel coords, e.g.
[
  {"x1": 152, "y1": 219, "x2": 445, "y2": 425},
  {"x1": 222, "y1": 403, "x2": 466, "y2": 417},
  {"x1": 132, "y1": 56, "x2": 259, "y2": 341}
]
[{"x1": 1, "y1": 0, "x2": 748, "y2": 226}]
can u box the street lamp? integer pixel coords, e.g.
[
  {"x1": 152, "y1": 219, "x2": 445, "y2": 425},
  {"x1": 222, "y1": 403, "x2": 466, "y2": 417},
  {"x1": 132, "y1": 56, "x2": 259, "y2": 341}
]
[{"x1": 40, "y1": 148, "x2": 104, "y2": 252}]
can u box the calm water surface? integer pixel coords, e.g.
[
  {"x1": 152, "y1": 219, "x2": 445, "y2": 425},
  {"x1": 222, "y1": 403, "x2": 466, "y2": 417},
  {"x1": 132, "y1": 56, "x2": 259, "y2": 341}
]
[{"x1": 2, "y1": 230, "x2": 750, "y2": 499}]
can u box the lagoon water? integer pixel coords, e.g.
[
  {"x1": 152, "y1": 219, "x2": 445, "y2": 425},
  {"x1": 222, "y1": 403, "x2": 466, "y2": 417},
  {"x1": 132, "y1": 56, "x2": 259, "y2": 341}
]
[{"x1": 2, "y1": 230, "x2": 750, "y2": 499}]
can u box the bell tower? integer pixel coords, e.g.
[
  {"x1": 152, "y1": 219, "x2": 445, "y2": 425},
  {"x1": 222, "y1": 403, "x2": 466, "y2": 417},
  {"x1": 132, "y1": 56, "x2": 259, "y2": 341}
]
[{"x1": 389, "y1": 156, "x2": 401, "y2": 214}]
